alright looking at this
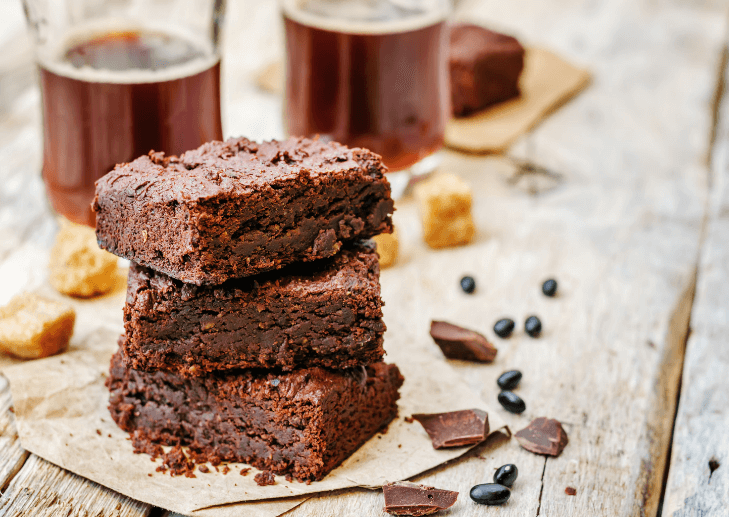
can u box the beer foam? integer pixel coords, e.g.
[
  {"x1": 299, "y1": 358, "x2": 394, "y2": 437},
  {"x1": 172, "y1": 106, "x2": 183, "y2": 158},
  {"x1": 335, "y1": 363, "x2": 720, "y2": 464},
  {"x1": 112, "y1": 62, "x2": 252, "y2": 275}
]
[
  {"x1": 282, "y1": 0, "x2": 448, "y2": 34},
  {"x1": 37, "y1": 19, "x2": 219, "y2": 84}
]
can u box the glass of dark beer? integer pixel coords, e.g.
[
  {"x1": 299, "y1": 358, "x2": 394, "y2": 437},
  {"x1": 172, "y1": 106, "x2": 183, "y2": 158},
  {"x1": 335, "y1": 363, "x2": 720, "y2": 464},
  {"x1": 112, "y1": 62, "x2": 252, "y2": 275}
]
[
  {"x1": 22, "y1": 0, "x2": 226, "y2": 226},
  {"x1": 282, "y1": 0, "x2": 450, "y2": 178}
]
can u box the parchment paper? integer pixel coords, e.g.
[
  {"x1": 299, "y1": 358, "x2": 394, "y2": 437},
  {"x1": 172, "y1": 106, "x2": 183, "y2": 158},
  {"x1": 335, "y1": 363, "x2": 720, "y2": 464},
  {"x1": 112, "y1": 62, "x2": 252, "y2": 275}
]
[
  {"x1": 254, "y1": 47, "x2": 590, "y2": 155},
  {"x1": 1, "y1": 242, "x2": 508, "y2": 517}
]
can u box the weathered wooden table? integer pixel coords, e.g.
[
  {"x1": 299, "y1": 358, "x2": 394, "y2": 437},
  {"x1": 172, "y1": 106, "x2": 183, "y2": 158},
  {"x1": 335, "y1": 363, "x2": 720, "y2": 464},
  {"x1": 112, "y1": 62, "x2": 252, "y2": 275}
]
[{"x1": 1, "y1": 0, "x2": 728, "y2": 515}]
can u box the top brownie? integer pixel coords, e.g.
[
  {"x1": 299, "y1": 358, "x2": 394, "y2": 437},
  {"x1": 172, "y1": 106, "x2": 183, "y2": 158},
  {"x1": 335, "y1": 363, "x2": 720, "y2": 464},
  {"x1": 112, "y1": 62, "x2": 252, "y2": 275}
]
[{"x1": 93, "y1": 137, "x2": 394, "y2": 285}]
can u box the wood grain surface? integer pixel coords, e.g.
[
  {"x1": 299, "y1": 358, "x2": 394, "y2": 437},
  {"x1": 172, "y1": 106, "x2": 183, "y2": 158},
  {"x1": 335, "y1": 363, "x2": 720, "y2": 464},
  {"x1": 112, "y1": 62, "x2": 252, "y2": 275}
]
[
  {"x1": 662, "y1": 47, "x2": 729, "y2": 517},
  {"x1": 0, "y1": 0, "x2": 728, "y2": 516}
]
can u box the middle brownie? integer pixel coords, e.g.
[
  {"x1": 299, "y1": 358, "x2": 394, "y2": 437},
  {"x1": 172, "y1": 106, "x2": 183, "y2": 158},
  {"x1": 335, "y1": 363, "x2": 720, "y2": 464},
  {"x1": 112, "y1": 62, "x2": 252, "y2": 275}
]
[{"x1": 123, "y1": 243, "x2": 385, "y2": 376}]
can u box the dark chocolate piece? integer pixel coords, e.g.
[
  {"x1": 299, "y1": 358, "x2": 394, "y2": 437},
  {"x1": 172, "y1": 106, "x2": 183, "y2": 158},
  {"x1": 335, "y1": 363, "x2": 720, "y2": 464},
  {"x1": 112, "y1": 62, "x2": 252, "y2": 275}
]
[
  {"x1": 515, "y1": 417, "x2": 569, "y2": 457},
  {"x1": 449, "y1": 23, "x2": 525, "y2": 117},
  {"x1": 412, "y1": 409, "x2": 489, "y2": 449},
  {"x1": 383, "y1": 481, "x2": 458, "y2": 516},
  {"x1": 123, "y1": 243, "x2": 385, "y2": 375},
  {"x1": 107, "y1": 345, "x2": 403, "y2": 482},
  {"x1": 430, "y1": 321, "x2": 497, "y2": 362},
  {"x1": 94, "y1": 136, "x2": 394, "y2": 285}
]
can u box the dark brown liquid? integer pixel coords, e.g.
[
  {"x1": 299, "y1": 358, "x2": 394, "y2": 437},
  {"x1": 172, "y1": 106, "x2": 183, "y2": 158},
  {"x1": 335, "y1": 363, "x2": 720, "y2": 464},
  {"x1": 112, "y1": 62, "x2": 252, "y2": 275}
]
[
  {"x1": 284, "y1": 13, "x2": 448, "y2": 172},
  {"x1": 40, "y1": 30, "x2": 223, "y2": 226}
]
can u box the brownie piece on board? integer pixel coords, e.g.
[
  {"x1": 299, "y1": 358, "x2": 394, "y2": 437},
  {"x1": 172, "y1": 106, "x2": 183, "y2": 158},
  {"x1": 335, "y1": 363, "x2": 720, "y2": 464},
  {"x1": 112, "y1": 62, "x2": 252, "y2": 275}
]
[
  {"x1": 123, "y1": 242, "x2": 385, "y2": 376},
  {"x1": 93, "y1": 137, "x2": 394, "y2": 285},
  {"x1": 449, "y1": 23, "x2": 525, "y2": 117},
  {"x1": 107, "y1": 346, "x2": 403, "y2": 481}
]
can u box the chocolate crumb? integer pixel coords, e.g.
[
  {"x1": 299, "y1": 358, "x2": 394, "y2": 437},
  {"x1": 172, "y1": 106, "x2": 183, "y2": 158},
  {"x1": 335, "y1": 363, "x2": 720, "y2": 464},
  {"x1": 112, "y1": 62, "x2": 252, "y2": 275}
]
[
  {"x1": 565, "y1": 486, "x2": 577, "y2": 496},
  {"x1": 96, "y1": 429, "x2": 102, "y2": 436},
  {"x1": 148, "y1": 473, "x2": 152, "y2": 477},
  {"x1": 240, "y1": 468, "x2": 251, "y2": 476},
  {"x1": 8, "y1": 407, "x2": 14, "y2": 413},
  {"x1": 222, "y1": 465, "x2": 230, "y2": 475},
  {"x1": 404, "y1": 416, "x2": 414, "y2": 423},
  {"x1": 199, "y1": 465, "x2": 210, "y2": 473},
  {"x1": 255, "y1": 471, "x2": 276, "y2": 486}
]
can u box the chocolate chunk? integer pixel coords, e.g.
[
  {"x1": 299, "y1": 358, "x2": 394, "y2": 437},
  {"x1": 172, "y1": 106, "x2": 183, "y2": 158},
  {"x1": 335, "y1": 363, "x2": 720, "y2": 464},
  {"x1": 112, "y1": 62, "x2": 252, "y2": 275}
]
[
  {"x1": 383, "y1": 481, "x2": 458, "y2": 516},
  {"x1": 429, "y1": 321, "x2": 497, "y2": 362},
  {"x1": 412, "y1": 409, "x2": 489, "y2": 449},
  {"x1": 515, "y1": 417, "x2": 569, "y2": 457},
  {"x1": 565, "y1": 486, "x2": 577, "y2": 496}
]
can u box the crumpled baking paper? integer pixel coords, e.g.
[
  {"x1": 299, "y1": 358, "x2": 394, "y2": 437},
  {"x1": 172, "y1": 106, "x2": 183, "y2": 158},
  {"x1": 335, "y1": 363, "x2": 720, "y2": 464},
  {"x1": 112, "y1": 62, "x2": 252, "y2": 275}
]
[{"x1": 1, "y1": 244, "x2": 508, "y2": 517}]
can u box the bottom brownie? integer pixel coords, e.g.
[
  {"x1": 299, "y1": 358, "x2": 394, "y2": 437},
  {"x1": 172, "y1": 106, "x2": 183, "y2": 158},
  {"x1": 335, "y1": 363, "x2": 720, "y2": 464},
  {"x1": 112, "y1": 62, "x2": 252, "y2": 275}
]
[{"x1": 107, "y1": 343, "x2": 403, "y2": 481}]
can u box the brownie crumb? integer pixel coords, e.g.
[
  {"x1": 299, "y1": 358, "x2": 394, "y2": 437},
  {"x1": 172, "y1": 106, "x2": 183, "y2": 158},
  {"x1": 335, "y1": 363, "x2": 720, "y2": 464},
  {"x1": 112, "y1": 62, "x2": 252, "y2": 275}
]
[
  {"x1": 96, "y1": 429, "x2": 102, "y2": 436},
  {"x1": 404, "y1": 416, "x2": 414, "y2": 423},
  {"x1": 131, "y1": 431, "x2": 164, "y2": 459},
  {"x1": 255, "y1": 471, "x2": 276, "y2": 486},
  {"x1": 163, "y1": 445, "x2": 197, "y2": 478},
  {"x1": 565, "y1": 486, "x2": 577, "y2": 496},
  {"x1": 8, "y1": 407, "x2": 14, "y2": 413},
  {"x1": 240, "y1": 468, "x2": 251, "y2": 476},
  {"x1": 222, "y1": 465, "x2": 231, "y2": 475},
  {"x1": 199, "y1": 465, "x2": 210, "y2": 473}
]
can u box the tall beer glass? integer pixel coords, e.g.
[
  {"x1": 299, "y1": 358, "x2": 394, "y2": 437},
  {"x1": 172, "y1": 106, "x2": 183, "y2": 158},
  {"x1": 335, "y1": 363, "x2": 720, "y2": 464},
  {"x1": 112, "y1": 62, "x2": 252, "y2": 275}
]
[
  {"x1": 22, "y1": 0, "x2": 226, "y2": 226},
  {"x1": 282, "y1": 0, "x2": 450, "y2": 176}
]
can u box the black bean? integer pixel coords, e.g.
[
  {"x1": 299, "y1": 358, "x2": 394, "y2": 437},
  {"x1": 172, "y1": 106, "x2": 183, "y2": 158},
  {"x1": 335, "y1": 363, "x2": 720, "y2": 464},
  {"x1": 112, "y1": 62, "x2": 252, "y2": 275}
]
[
  {"x1": 498, "y1": 391, "x2": 526, "y2": 414},
  {"x1": 542, "y1": 279, "x2": 558, "y2": 297},
  {"x1": 470, "y1": 483, "x2": 511, "y2": 505},
  {"x1": 525, "y1": 316, "x2": 542, "y2": 337},
  {"x1": 460, "y1": 276, "x2": 476, "y2": 294},
  {"x1": 497, "y1": 370, "x2": 522, "y2": 390},
  {"x1": 493, "y1": 318, "x2": 515, "y2": 338},
  {"x1": 493, "y1": 464, "x2": 518, "y2": 487}
]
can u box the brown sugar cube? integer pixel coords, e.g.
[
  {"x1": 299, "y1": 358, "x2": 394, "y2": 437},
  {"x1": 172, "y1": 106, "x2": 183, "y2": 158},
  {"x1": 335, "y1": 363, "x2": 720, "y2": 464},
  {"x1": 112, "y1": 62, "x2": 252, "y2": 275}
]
[
  {"x1": 0, "y1": 293, "x2": 75, "y2": 359},
  {"x1": 373, "y1": 229, "x2": 399, "y2": 268},
  {"x1": 50, "y1": 219, "x2": 118, "y2": 298},
  {"x1": 415, "y1": 174, "x2": 475, "y2": 249}
]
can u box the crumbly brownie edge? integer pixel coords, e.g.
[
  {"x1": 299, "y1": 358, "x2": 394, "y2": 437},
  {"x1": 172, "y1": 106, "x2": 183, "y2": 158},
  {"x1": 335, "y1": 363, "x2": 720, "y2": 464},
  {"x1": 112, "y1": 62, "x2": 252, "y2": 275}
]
[{"x1": 107, "y1": 348, "x2": 403, "y2": 481}]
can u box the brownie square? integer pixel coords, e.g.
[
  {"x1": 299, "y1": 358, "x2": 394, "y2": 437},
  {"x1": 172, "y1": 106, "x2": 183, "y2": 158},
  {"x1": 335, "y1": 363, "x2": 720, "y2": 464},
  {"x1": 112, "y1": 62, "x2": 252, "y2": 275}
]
[
  {"x1": 107, "y1": 346, "x2": 403, "y2": 481},
  {"x1": 449, "y1": 23, "x2": 525, "y2": 117},
  {"x1": 93, "y1": 137, "x2": 394, "y2": 285},
  {"x1": 123, "y1": 242, "x2": 385, "y2": 376}
]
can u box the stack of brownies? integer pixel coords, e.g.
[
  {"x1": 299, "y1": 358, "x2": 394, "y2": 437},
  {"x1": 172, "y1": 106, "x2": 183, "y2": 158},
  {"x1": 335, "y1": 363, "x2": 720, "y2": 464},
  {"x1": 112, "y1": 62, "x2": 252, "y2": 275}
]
[{"x1": 92, "y1": 136, "x2": 403, "y2": 482}]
